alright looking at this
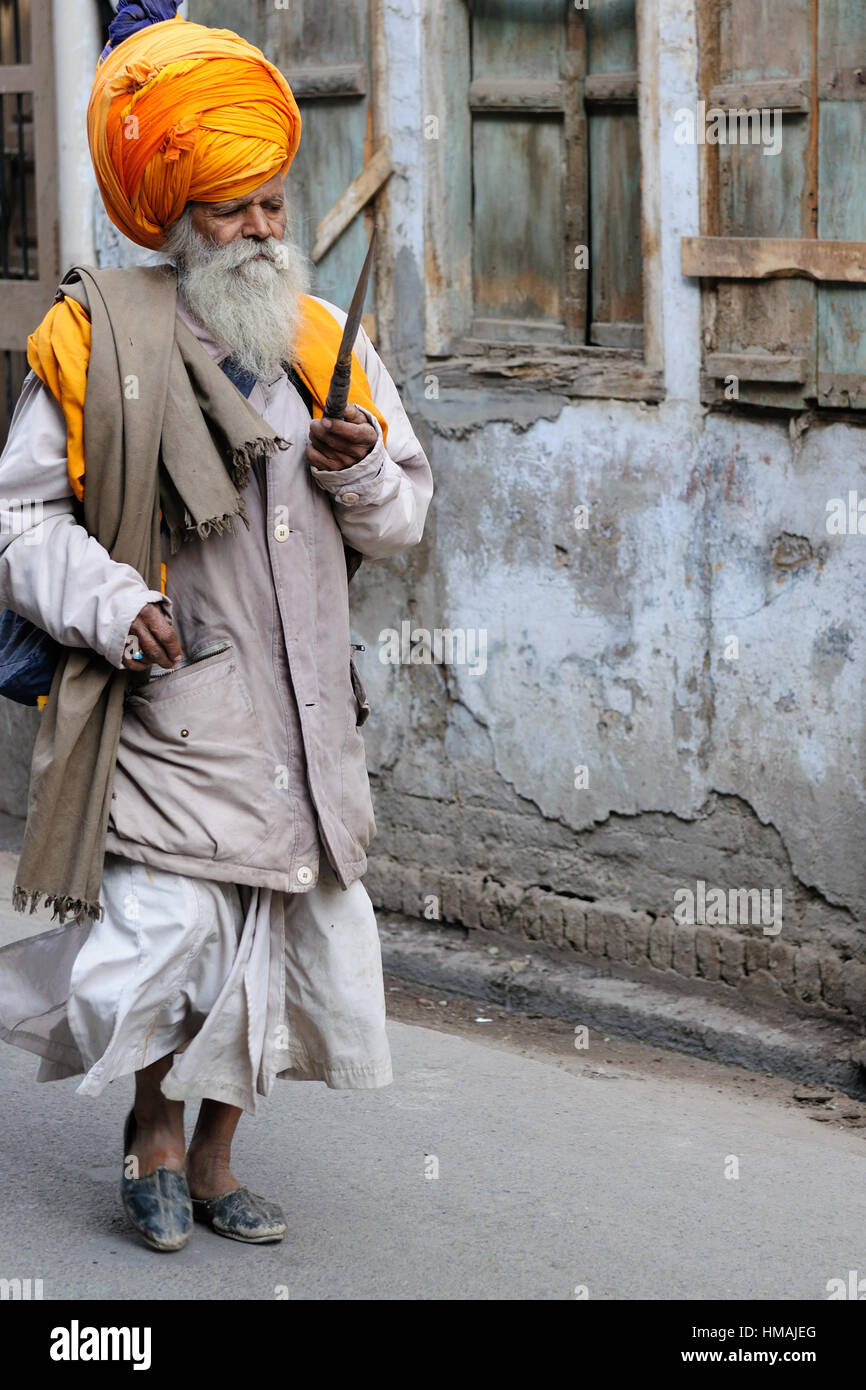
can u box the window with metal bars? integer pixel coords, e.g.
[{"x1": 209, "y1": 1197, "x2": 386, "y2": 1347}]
[{"x1": 0, "y1": 0, "x2": 57, "y2": 448}]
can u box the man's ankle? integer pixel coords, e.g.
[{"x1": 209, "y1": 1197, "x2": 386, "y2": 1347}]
[
  {"x1": 133, "y1": 1100, "x2": 183, "y2": 1133},
  {"x1": 187, "y1": 1135, "x2": 232, "y2": 1163}
]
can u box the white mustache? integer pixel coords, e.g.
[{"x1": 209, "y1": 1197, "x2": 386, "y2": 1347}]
[{"x1": 203, "y1": 236, "x2": 283, "y2": 270}]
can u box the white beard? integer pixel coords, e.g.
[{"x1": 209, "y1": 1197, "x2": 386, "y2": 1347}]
[{"x1": 161, "y1": 210, "x2": 311, "y2": 381}]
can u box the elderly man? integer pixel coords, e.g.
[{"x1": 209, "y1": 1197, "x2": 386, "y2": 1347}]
[{"x1": 0, "y1": 4, "x2": 432, "y2": 1251}]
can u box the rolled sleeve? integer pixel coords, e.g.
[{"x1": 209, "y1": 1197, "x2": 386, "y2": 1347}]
[{"x1": 309, "y1": 408, "x2": 387, "y2": 506}]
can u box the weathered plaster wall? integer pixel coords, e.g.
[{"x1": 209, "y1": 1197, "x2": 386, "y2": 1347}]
[
  {"x1": 356, "y1": 0, "x2": 866, "y2": 1033},
  {"x1": 355, "y1": 400, "x2": 866, "y2": 1029}
]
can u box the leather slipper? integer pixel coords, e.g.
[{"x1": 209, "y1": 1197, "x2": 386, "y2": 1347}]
[
  {"x1": 192, "y1": 1187, "x2": 286, "y2": 1243},
  {"x1": 121, "y1": 1108, "x2": 192, "y2": 1253}
]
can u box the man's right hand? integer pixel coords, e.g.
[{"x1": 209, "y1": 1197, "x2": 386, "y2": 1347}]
[{"x1": 122, "y1": 602, "x2": 183, "y2": 672}]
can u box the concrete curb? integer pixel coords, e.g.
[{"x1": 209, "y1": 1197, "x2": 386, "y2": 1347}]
[{"x1": 378, "y1": 915, "x2": 866, "y2": 1097}]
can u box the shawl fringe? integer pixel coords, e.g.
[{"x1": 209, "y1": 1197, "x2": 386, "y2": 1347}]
[
  {"x1": 167, "y1": 493, "x2": 251, "y2": 555},
  {"x1": 228, "y1": 435, "x2": 288, "y2": 491},
  {"x1": 12, "y1": 884, "x2": 104, "y2": 926},
  {"x1": 163, "y1": 438, "x2": 281, "y2": 554}
]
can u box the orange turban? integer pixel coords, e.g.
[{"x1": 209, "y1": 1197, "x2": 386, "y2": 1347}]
[{"x1": 87, "y1": 16, "x2": 301, "y2": 250}]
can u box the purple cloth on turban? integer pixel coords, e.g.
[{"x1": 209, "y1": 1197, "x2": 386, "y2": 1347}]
[{"x1": 101, "y1": 1, "x2": 181, "y2": 61}]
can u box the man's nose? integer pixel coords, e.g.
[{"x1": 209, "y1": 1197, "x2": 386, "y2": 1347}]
[{"x1": 243, "y1": 205, "x2": 272, "y2": 239}]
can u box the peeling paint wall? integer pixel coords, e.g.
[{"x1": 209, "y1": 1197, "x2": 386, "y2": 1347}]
[
  {"x1": 352, "y1": 0, "x2": 866, "y2": 1032},
  {"x1": 356, "y1": 399, "x2": 866, "y2": 1029}
]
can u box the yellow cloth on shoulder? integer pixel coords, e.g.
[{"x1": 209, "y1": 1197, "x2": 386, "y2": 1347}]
[{"x1": 27, "y1": 293, "x2": 388, "y2": 506}]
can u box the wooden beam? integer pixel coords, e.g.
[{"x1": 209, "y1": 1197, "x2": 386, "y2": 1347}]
[
  {"x1": 468, "y1": 78, "x2": 564, "y2": 112},
  {"x1": 682, "y1": 236, "x2": 866, "y2": 282},
  {"x1": 591, "y1": 321, "x2": 644, "y2": 350},
  {"x1": 437, "y1": 347, "x2": 665, "y2": 401},
  {"x1": 584, "y1": 72, "x2": 638, "y2": 104},
  {"x1": 312, "y1": 144, "x2": 393, "y2": 264},
  {"x1": 807, "y1": 0, "x2": 819, "y2": 237},
  {"x1": 707, "y1": 79, "x2": 810, "y2": 112},
  {"x1": 706, "y1": 352, "x2": 808, "y2": 383},
  {"x1": 562, "y1": 2, "x2": 587, "y2": 338},
  {"x1": 283, "y1": 63, "x2": 367, "y2": 101},
  {"x1": 33, "y1": 0, "x2": 59, "y2": 297},
  {"x1": 637, "y1": 0, "x2": 664, "y2": 377}
]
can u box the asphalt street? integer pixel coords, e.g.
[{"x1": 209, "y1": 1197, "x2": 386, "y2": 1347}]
[{"x1": 0, "y1": 853, "x2": 864, "y2": 1301}]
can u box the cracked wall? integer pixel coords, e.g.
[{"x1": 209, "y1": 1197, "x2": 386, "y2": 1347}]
[
  {"x1": 350, "y1": 0, "x2": 866, "y2": 1032},
  {"x1": 350, "y1": 397, "x2": 866, "y2": 1031}
]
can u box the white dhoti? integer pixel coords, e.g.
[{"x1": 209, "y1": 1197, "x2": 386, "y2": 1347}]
[{"x1": 0, "y1": 853, "x2": 392, "y2": 1113}]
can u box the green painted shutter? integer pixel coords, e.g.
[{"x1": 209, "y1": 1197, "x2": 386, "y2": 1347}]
[
  {"x1": 816, "y1": 0, "x2": 866, "y2": 408},
  {"x1": 693, "y1": 0, "x2": 866, "y2": 410},
  {"x1": 586, "y1": 1, "x2": 642, "y2": 350},
  {"x1": 466, "y1": 0, "x2": 641, "y2": 348},
  {"x1": 712, "y1": 0, "x2": 817, "y2": 409}
]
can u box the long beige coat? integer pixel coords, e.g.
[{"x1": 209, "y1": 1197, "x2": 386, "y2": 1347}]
[{"x1": 0, "y1": 288, "x2": 433, "y2": 895}]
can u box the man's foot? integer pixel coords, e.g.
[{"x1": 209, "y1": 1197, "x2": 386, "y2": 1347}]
[
  {"x1": 192, "y1": 1188, "x2": 287, "y2": 1243},
  {"x1": 185, "y1": 1100, "x2": 285, "y2": 1242},
  {"x1": 185, "y1": 1142, "x2": 242, "y2": 1201},
  {"x1": 127, "y1": 1056, "x2": 186, "y2": 1178},
  {"x1": 125, "y1": 1112, "x2": 184, "y2": 1178},
  {"x1": 121, "y1": 1109, "x2": 192, "y2": 1253}
]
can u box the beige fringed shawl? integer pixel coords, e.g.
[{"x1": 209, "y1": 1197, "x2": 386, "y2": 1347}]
[{"x1": 13, "y1": 263, "x2": 286, "y2": 925}]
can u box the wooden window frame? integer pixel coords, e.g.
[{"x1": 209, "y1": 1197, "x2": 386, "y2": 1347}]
[
  {"x1": 422, "y1": 0, "x2": 664, "y2": 404},
  {"x1": 688, "y1": 0, "x2": 866, "y2": 411}
]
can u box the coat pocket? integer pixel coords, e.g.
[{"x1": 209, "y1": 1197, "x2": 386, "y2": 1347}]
[
  {"x1": 349, "y1": 646, "x2": 370, "y2": 728},
  {"x1": 109, "y1": 644, "x2": 284, "y2": 865}
]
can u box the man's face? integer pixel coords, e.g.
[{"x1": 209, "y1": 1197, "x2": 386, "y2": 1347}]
[
  {"x1": 163, "y1": 171, "x2": 310, "y2": 381},
  {"x1": 188, "y1": 173, "x2": 288, "y2": 246}
]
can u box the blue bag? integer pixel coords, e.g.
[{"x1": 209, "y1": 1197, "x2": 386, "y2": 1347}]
[{"x1": 0, "y1": 609, "x2": 60, "y2": 706}]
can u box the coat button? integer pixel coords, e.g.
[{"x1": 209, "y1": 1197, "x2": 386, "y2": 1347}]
[
  {"x1": 274, "y1": 524, "x2": 290, "y2": 541},
  {"x1": 297, "y1": 865, "x2": 314, "y2": 885},
  {"x1": 180, "y1": 728, "x2": 189, "y2": 738},
  {"x1": 340, "y1": 491, "x2": 360, "y2": 505}
]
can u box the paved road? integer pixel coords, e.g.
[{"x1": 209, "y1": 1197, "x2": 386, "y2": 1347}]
[{"x1": 0, "y1": 854, "x2": 864, "y2": 1300}]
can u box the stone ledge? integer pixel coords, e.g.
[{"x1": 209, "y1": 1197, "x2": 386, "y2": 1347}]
[
  {"x1": 364, "y1": 858, "x2": 866, "y2": 1024},
  {"x1": 377, "y1": 912, "x2": 866, "y2": 1098}
]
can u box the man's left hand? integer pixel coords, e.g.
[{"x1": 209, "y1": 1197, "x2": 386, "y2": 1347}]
[{"x1": 306, "y1": 403, "x2": 378, "y2": 471}]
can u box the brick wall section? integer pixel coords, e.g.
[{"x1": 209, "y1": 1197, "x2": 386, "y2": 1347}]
[{"x1": 365, "y1": 858, "x2": 866, "y2": 1028}]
